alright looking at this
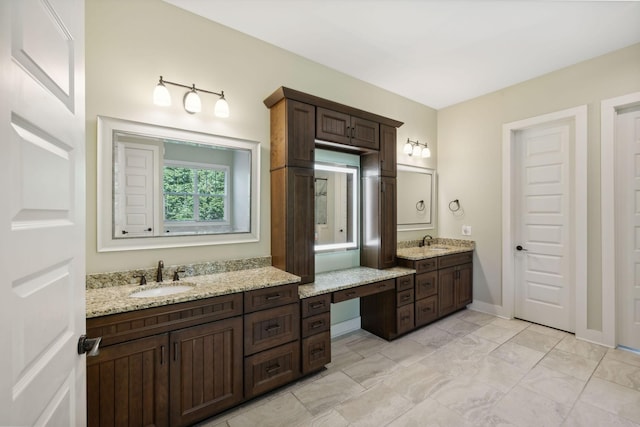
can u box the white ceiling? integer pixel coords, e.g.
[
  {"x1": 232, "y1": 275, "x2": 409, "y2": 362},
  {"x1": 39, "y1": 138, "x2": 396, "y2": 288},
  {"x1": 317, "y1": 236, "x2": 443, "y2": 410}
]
[{"x1": 164, "y1": 0, "x2": 640, "y2": 109}]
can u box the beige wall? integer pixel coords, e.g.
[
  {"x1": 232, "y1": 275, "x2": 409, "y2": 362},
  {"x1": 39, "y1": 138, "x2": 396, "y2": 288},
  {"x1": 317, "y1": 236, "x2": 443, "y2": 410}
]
[
  {"x1": 437, "y1": 43, "x2": 640, "y2": 329},
  {"x1": 86, "y1": 0, "x2": 437, "y2": 273}
]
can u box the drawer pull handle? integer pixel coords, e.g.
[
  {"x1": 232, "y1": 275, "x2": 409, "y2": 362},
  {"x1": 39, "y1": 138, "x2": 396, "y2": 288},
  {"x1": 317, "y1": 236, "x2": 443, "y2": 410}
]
[
  {"x1": 265, "y1": 364, "x2": 281, "y2": 374},
  {"x1": 310, "y1": 348, "x2": 324, "y2": 356},
  {"x1": 401, "y1": 316, "x2": 411, "y2": 321},
  {"x1": 422, "y1": 307, "x2": 432, "y2": 312},
  {"x1": 265, "y1": 324, "x2": 281, "y2": 333},
  {"x1": 309, "y1": 301, "x2": 325, "y2": 309},
  {"x1": 401, "y1": 295, "x2": 411, "y2": 301},
  {"x1": 310, "y1": 320, "x2": 324, "y2": 329},
  {"x1": 266, "y1": 293, "x2": 282, "y2": 301},
  {"x1": 346, "y1": 291, "x2": 357, "y2": 297}
]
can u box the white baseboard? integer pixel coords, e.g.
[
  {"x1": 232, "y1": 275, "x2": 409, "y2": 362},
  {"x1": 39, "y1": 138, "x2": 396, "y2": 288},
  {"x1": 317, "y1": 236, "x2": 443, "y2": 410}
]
[
  {"x1": 331, "y1": 317, "x2": 361, "y2": 339},
  {"x1": 467, "y1": 300, "x2": 510, "y2": 319}
]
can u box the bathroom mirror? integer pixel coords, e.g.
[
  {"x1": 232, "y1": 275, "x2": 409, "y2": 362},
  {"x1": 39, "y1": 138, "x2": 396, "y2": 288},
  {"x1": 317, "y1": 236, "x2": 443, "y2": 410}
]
[
  {"x1": 397, "y1": 164, "x2": 436, "y2": 231},
  {"x1": 97, "y1": 116, "x2": 260, "y2": 251},
  {"x1": 314, "y1": 150, "x2": 359, "y2": 252}
]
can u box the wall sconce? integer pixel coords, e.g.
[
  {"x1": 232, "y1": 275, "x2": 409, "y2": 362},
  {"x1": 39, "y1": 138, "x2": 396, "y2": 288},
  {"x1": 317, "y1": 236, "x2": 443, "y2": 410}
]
[
  {"x1": 153, "y1": 76, "x2": 229, "y2": 118},
  {"x1": 403, "y1": 138, "x2": 431, "y2": 158}
]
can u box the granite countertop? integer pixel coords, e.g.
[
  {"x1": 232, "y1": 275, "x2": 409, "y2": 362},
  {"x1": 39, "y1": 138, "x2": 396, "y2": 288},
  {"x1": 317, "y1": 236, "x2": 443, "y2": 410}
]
[
  {"x1": 86, "y1": 266, "x2": 301, "y2": 318},
  {"x1": 396, "y1": 244, "x2": 473, "y2": 261},
  {"x1": 298, "y1": 266, "x2": 415, "y2": 299}
]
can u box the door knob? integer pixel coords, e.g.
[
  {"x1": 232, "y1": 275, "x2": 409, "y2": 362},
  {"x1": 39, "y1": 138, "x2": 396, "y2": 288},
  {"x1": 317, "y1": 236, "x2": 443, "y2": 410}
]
[
  {"x1": 516, "y1": 245, "x2": 528, "y2": 251},
  {"x1": 77, "y1": 335, "x2": 102, "y2": 356}
]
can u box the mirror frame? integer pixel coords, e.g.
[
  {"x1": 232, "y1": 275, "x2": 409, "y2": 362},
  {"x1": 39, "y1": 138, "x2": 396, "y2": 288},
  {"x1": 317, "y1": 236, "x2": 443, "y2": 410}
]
[
  {"x1": 97, "y1": 116, "x2": 260, "y2": 252},
  {"x1": 396, "y1": 164, "x2": 436, "y2": 232}
]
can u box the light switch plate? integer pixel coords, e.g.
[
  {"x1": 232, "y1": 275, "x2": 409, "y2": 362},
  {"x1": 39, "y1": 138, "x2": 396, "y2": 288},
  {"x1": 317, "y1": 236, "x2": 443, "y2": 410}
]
[{"x1": 462, "y1": 225, "x2": 472, "y2": 236}]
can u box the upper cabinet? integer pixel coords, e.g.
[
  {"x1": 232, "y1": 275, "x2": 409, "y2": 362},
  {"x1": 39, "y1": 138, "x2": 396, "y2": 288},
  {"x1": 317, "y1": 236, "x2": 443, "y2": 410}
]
[
  {"x1": 316, "y1": 107, "x2": 379, "y2": 150},
  {"x1": 270, "y1": 99, "x2": 315, "y2": 170}
]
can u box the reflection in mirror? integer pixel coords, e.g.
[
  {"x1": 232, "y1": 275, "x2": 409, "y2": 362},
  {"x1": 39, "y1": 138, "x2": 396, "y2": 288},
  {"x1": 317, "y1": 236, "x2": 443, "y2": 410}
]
[
  {"x1": 314, "y1": 150, "x2": 359, "y2": 252},
  {"x1": 397, "y1": 164, "x2": 436, "y2": 231},
  {"x1": 98, "y1": 116, "x2": 260, "y2": 251}
]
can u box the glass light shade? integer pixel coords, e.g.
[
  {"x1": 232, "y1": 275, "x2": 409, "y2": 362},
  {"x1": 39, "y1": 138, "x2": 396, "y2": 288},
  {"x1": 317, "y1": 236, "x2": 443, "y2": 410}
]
[
  {"x1": 421, "y1": 146, "x2": 431, "y2": 158},
  {"x1": 214, "y1": 96, "x2": 230, "y2": 118},
  {"x1": 403, "y1": 142, "x2": 413, "y2": 155},
  {"x1": 183, "y1": 90, "x2": 202, "y2": 113},
  {"x1": 153, "y1": 82, "x2": 171, "y2": 106},
  {"x1": 412, "y1": 144, "x2": 421, "y2": 156}
]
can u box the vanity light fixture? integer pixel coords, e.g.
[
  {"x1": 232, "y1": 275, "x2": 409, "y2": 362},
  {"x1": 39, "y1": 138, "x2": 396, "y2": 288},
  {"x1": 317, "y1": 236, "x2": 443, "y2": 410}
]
[
  {"x1": 153, "y1": 76, "x2": 229, "y2": 118},
  {"x1": 404, "y1": 138, "x2": 431, "y2": 158}
]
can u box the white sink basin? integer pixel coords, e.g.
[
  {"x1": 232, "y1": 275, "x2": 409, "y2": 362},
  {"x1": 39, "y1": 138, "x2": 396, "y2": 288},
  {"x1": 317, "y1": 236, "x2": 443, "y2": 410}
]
[
  {"x1": 130, "y1": 285, "x2": 193, "y2": 298},
  {"x1": 427, "y1": 246, "x2": 449, "y2": 251}
]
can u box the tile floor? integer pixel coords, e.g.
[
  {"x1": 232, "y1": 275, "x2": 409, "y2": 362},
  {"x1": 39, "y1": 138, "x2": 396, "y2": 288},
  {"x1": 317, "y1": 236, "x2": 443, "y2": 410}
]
[{"x1": 197, "y1": 310, "x2": 640, "y2": 427}]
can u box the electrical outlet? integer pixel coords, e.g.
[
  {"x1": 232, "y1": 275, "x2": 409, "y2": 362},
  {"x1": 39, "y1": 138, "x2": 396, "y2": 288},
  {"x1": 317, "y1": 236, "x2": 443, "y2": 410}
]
[{"x1": 462, "y1": 225, "x2": 472, "y2": 236}]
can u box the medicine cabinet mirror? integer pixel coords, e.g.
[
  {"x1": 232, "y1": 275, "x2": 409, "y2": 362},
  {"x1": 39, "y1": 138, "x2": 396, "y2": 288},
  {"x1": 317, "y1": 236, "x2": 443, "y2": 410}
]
[
  {"x1": 97, "y1": 116, "x2": 260, "y2": 252},
  {"x1": 314, "y1": 149, "x2": 359, "y2": 252},
  {"x1": 397, "y1": 164, "x2": 436, "y2": 231}
]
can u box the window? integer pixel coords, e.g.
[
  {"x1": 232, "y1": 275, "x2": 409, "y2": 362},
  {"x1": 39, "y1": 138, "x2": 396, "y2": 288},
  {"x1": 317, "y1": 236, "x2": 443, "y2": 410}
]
[{"x1": 163, "y1": 161, "x2": 228, "y2": 224}]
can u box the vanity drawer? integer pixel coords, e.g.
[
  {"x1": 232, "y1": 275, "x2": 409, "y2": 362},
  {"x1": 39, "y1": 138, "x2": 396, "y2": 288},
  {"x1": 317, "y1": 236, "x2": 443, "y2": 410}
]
[
  {"x1": 332, "y1": 279, "x2": 395, "y2": 303},
  {"x1": 415, "y1": 271, "x2": 438, "y2": 300},
  {"x1": 301, "y1": 331, "x2": 331, "y2": 374},
  {"x1": 415, "y1": 258, "x2": 438, "y2": 274},
  {"x1": 244, "y1": 303, "x2": 299, "y2": 355},
  {"x1": 415, "y1": 295, "x2": 438, "y2": 326},
  {"x1": 301, "y1": 294, "x2": 331, "y2": 318},
  {"x1": 438, "y1": 252, "x2": 473, "y2": 269},
  {"x1": 396, "y1": 289, "x2": 414, "y2": 307},
  {"x1": 87, "y1": 293, "x2": 243, "y2": 347},
  {"x1": 301, "y1": 312, "x2": 330, "y2": 338},
  {"x1": 244, "y1": 283, "x2": 299, "y2": 313},
  {"x1": 244, "y1": 341, "x2": 300, "y2": 398},
  {"x1": 396, "y1": 275, "x2": 414, "y2": 291},
  {"x1": 396, "y1": 303, "x2": 415, "y2": 335}
]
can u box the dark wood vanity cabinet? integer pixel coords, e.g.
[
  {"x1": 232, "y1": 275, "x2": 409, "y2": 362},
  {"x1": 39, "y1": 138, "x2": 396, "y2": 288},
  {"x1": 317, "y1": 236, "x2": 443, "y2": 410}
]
[
  {"x1": 398, "y1": 252, "x2": 474, "y2": 329},
  {"x1": 86, "y1": 294, "x2": 244, "y2": 427},
  {"x1": 360, "y1": 277, "x2": 414, "y2": 340},
  {"x1": 316, "y1": 107, "x2": 380, "y2": 150}
]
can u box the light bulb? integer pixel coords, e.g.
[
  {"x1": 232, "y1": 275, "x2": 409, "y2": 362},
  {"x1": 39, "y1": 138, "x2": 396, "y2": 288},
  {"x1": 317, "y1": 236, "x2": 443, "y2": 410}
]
[
  {"x1": 183, "y1": 89, "x2": 201, "y2": 113},
  {"x1": 153, "y1": 81, "x2": 171, "y2": 106},
  {"x1": 403, "y1": 142, "x2": 413, "y2": 155},
  {"x1": 421, "y1": 146, "x2": 431, "y2": 158},
  {"x1": 214, "y1": 95, "x2": 230, "y2": 118},
  {"x1": 412, "y1": 144, "x2": 421, "y2": 156}
]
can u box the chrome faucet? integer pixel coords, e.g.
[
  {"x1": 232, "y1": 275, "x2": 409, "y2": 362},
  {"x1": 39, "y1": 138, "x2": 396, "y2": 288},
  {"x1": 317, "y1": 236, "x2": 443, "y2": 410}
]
[
  {"x1": 156, "y1": 260, "x2": 164, "y2": 282},
  {"x1": 420, "y1": 235, "x2": 433, "y2": 247}
]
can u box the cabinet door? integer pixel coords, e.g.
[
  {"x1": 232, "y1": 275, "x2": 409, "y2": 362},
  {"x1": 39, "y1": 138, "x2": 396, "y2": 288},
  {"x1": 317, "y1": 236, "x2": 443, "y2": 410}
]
[
  {"x1": 380, "y1": 177, "x2": 397, "y2": 268},
  {"x1": 270, "y1": 99, "x2": 315, "y2": 169},
  {"x1": 379, "y1": 124, "x2": 396, "y2": 177},
  {"x1": 396, "y1": 303, "x2": 415, "y2": 335},
  {"x1": 456, "y1": 263, "x2": 473, "y2": 309},
  {"x1": 415, "y1": 271, "x2": 437, "y2": 299},
  {"x1": 438, "y1": 266, "x2": 457, "y2": 317},
  {"x1": 415, "y1": 295, "x2": 438, "y2": 326},
  {"x1": 351, "y1": 116, "x2": 380, "y2": 150},
  {"x1": 316, "y1": 107, "x2": 350, "y2": 145},
  {"x1": 87, "y1": 334, "x2": 169, "y2": 427},
  {"x1": 170, "y1": 318, "x2": 243, "y2": 427},
  {"x1": 271, "y1": 167, "x2": 315, "y2": 284}
]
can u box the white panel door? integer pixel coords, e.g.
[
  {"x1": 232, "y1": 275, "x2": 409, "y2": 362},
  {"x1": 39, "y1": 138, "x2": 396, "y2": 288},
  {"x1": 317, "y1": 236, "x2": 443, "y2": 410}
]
[
  {"x1": 514, "y1": 122, "x2": 574, "y2": 332},
  {"x1": 616, "y1": 107, "x2": 640, "y2": 350},
  {"x1": 115, "y1": 143, "x2": 157, "y2": 237},
  {"x1": 0, "y1": 0, "x2": 86, "y2": 425}
]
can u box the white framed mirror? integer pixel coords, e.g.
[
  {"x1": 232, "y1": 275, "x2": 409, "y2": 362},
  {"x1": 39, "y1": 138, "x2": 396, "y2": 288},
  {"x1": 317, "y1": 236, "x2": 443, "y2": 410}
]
[
  {"x1": 397, "y1": 164, "x2": 436, "y2": 231},
  {"x1": 97, "y1": 116, "x2": 260, "y2": 252}
]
